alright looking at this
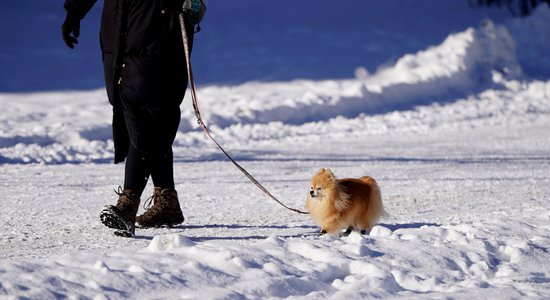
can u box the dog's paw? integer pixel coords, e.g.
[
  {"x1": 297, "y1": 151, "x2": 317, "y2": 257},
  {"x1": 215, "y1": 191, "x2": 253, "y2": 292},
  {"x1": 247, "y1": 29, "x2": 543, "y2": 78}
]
[{"x1": 342, "y1": 227, "x2": 353, "y2": 237}]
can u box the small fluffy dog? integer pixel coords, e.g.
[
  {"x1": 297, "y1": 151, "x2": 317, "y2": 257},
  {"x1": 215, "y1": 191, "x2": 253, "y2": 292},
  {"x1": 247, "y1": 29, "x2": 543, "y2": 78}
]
[{"x1": 306, "y1": 168, "x2": 385, "y2": 235}]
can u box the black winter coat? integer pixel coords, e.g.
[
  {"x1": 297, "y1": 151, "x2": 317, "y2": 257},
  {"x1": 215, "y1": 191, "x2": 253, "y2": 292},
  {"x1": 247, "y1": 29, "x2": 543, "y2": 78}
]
[{"x1": 64, "y1": 0, "x2": 193, "y2": 163}]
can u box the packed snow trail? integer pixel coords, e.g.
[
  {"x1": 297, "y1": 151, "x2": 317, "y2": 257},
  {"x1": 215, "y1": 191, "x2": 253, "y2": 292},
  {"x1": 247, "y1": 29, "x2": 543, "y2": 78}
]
[{"x1": 1, "y1": 150, "x2": 550, "y2": 298}]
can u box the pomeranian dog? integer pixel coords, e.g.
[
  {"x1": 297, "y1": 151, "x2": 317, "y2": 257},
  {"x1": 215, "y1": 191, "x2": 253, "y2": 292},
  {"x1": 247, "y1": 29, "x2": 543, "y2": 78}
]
[{"x1": 306, "y1": 168, "x2": 385, "y2": 235}]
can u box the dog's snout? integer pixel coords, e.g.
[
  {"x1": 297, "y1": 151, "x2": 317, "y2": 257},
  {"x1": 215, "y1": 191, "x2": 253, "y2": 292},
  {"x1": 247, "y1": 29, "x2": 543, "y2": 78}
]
[{"x1": 309, "y1": 190, "x2": 315, "y2": 196}]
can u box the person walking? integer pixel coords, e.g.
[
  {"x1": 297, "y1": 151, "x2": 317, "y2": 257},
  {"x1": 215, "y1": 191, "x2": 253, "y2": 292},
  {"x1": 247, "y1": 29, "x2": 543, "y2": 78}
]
[{"x1": 62, "y1": 0, "x2": 195, "y2": 236}]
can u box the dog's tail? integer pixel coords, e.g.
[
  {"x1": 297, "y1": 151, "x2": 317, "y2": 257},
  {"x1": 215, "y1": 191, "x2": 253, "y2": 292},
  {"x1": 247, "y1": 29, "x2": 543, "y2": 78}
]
[{"x1": 359, "y1": 176, "x2": 388, "y2": 221}]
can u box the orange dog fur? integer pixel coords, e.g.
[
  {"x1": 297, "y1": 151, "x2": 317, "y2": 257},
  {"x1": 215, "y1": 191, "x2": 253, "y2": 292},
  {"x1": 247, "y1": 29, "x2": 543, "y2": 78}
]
[{"x1": 306, "y1": 168, "x2": 385, "y2": 235}]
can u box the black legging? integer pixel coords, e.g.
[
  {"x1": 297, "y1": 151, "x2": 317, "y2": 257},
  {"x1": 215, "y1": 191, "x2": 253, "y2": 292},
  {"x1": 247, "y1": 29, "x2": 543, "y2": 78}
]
[
  {"x1": 124, "y1": 145, "x2": 175, "y2": 196},
  {"x1": 121, "y1": 104, "x2": 181, "y2": 196}
]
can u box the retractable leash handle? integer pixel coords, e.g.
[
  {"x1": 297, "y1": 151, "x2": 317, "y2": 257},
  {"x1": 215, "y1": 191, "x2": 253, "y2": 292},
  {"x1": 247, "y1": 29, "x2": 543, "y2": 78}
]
[{"x1": 178, "y1": 13, "x2": 309, "y2": 215}]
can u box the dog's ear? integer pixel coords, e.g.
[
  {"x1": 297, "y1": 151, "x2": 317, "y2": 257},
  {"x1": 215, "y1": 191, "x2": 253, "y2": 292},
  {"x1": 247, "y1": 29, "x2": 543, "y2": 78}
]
[
  {"x1": 316, "y1": 168, "x2": 336, "y2": 181},
  {"x1": 328, "y1": 169, "x2": 336, "y2": 181},
  {"x1": 322, "y1": 168, "x2": 336, "y2": 181}
]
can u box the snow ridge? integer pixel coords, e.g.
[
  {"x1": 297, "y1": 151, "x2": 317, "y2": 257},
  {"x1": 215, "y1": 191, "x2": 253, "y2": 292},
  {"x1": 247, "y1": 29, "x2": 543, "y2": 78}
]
[
  {"x1": 2, "y1": 219, "x2": 550, "y2": 298},
  {"x1": 0, "y1": 20, "x2": 538, "y2": 164}
]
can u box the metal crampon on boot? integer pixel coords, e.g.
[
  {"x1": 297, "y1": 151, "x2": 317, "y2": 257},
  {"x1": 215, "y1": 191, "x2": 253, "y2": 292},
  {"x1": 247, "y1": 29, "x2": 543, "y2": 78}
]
[
  {"x1": 100, "y1": 187, "x2": 141, "y2": 237},
  {"x1": 136, "y1": 187, "x2": 184, "y2": 228}
]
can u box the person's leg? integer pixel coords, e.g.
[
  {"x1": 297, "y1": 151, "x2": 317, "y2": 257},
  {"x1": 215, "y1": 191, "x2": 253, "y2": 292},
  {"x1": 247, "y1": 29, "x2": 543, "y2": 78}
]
[
  {"x1": 137, "y1": 147, "x2": 184, "y2": 227},
  {"x1": 100, "y1": 146, "x2": 147, "y2": 237},
  {"x1": 100, "y1": 107, "x2": 152, "y2": 236},
  {"x1": 124, "y1": 145, "x2": 151, "y2": 196},
  {"x1": 137, "y1": 107, "x2": 183, "y2": 227},
  {"x1": 150, "y1": 148, "x2": 175, "y2": 190},
  {"x1": 150, "y1": 106, "x2": 179, "y2": 190}
]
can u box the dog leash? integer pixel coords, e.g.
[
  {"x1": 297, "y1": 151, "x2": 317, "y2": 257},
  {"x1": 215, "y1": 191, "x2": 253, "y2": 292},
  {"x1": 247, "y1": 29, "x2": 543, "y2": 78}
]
[{"x1": 178, "y1": 13, "x2": 309, "y2": 215}]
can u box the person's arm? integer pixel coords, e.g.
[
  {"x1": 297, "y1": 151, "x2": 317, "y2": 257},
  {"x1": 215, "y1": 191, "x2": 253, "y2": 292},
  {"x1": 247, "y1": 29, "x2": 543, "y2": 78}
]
[{"x1": 61, "y1": 0, "x2": 98, "y2": 49}]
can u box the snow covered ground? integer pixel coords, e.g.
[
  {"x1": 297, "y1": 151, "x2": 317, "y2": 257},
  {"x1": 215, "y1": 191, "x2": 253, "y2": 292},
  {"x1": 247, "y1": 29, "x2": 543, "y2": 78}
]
[{"x1": 1, "y1": 1, "x2": 550, "y2": 299}]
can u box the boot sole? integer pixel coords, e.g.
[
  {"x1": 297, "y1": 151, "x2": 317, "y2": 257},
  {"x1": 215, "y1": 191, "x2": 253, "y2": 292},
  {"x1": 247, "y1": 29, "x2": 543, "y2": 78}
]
[
  {"x1": 137, "y1": 215, "x2": 185, "y2": 229},
  {"x1": 100, "y1": 205, "x2": 135, "y2": 237}
]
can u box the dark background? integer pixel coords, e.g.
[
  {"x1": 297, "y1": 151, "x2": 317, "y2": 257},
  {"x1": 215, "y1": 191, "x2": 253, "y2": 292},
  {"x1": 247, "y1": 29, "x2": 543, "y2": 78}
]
[{"x1": 0, "y1": 0, "x2": 523, "y2": 92}]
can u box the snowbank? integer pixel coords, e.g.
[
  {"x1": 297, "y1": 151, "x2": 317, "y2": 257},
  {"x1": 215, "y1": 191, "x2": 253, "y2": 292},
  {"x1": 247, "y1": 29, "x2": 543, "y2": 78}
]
[
  {"x1": 194, "y1": 19, "x2": 522, "y2": 130},
  {"x1": 1, "y1": 18, "x2": 543, "y2": 164},
  {"x1": 2, "y1": 216, "x2": 550, "y2": 298},
  {"x1": 506, "y1": 4, "x2": 550, "y2": 78}
]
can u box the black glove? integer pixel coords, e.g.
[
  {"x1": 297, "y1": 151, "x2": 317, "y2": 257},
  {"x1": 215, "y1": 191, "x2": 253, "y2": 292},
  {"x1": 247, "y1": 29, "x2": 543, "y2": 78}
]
[{"x1": 61, "y1": 13, "x2": 80, "y2": 49}]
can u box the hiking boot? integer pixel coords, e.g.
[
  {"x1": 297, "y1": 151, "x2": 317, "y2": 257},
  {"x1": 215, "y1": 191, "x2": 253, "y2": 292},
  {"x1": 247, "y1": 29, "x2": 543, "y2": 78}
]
[
  {"x1": 100, "y1": 187, "x2": 141, "y2": 237},
  {"x1": 136, "y1": 187, "x2": 184, "y2": 228}
]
